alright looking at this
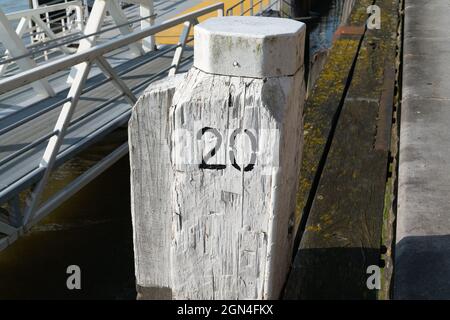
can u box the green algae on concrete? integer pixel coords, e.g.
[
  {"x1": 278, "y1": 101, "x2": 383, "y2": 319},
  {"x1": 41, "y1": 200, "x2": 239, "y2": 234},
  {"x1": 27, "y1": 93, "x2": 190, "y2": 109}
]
[
  {"x1": 286, "y1": 0, "x2": 400, "y2": 299},
  {"x1": 295, "y1": 0, "x2": 373, "y2": 229}
]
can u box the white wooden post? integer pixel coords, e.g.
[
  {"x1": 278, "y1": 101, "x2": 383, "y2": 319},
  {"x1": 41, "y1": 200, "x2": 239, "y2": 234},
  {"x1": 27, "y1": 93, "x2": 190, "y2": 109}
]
[
  {"x1": 0, "y1": 9, "x2": 54, "y2": 97},
  {"x1": 129, "y1": 16, "x2": 306, "y2": 300}
]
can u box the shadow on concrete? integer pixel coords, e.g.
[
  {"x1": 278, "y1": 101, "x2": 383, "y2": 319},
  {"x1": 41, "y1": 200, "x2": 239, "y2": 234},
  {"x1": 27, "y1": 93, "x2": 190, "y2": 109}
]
[{"x1": 394, "y1": 234, "x2": 450, "y2": 300}]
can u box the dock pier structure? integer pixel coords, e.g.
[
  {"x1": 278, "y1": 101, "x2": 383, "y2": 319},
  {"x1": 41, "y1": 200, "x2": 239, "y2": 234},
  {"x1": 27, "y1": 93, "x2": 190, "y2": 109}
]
[
  {"x1": 3, "y1": 0, "x2": 449, "y2": 301},
  {"x1": 129, "y1": 15, "x2": 306, "y2": 299},
  {"x1": 0, "y1": 1, "x2": 226, "y2": 250}
]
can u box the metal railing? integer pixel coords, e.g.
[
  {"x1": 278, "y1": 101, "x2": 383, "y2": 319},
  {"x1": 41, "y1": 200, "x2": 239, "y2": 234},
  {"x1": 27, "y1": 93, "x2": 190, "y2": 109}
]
[
  {"x1": 0, "y1": 3, "x2": 224, "y2": 244},
  {"x1": 226, "y1": 0, "x2": 281, "y2": 16},
  {"x1": 1, "y1": 1, "x2": 158, "y2": 83},
  {"x1": 7, "y1": 1, "x2": 84, "y2": 39},
  {"x1": 1, "y1": 1, "x2": 85, "y2": 74},
  {"x1": 0, "y1": 11, "x2": 158, "y2": 74}
]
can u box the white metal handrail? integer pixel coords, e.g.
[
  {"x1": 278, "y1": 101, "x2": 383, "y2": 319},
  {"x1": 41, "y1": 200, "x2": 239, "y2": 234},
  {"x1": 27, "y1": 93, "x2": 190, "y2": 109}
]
[
  {"x1": 0, "y1": 46, "x2": 192, "y2": 171},
  {"x1": 0, "y1": 12, "x2": 158, "y2": 67},
  {"x1": 0, "y1": 3, "x2": 224, "y2": 233},
  {"x1": 5, "y1": 1, "x2": 84, "y2": 50},
  {"x1": 1, "y1": 1, "x2": 155, "y2": 83},
  {"x1": 0, "y1": 4, "x2": 223, "y2": 94},
  {"x1": 6, "y1": 1, "x2": 83, "y2": 21},
  {"x1": 0, "y1": 1, "x2": 84, "y2": 81}
]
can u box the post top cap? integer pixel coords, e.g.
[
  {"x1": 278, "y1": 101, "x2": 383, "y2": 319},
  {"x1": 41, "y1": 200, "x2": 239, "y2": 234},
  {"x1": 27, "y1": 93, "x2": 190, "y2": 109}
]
[
  {"x1": 196, "y1": 16, "x2": 305, "y2": 38},
  {"x1": 194, "y1": 16, "x2": 306, "y2": 78}
]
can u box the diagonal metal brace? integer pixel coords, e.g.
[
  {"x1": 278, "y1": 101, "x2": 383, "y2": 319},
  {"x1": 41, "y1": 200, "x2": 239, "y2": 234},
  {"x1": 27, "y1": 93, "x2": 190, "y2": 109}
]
[{"x1": 95, "y1": 56, "x2": 137, "y2": 105}]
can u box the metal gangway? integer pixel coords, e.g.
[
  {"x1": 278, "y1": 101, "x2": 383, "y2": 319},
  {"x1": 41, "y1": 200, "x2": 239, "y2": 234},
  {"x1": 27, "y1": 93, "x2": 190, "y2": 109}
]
[{"x1": 0, "y1": 0, "x2": 283, "y2": 250}]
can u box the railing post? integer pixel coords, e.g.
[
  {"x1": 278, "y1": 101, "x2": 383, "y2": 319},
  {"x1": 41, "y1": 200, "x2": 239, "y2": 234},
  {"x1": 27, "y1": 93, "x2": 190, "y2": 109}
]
[
  {"x1": 105, "y1": 0, "x2": 143, "y2": 57},
  {"x1": 67, "y1": 0, "x2": 107, "y2": 84},
  {"x1": 0, "y1": 16, "x2": 28, "y2": 76},
  {"x1": 67, "y1": 0, "x2": 143, "y2": 84},
  {"x1": 23, "y1": 61, "x2": 92, "y2": 226},
  {"x1": 129, "y1": 16, "x2": 306, "y2": 300},
  {"x1": 29, "y1": 14, "x2": 72, "y2": 54},
  {"x1": 140, "y1": 0, "x2": 155, "y2": 52},
  {"x1": 168, "y1": 20, "x2": 193, "y2": 76},
  {"x1": 74, "y1": 3, "x2": 84, "y2": 32}
]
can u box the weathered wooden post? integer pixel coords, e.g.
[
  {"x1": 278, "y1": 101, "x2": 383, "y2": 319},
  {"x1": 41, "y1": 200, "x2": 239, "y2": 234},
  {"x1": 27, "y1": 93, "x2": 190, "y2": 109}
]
[{"x1": 129, "y1": 16, "x2": 306, "y2": 300}]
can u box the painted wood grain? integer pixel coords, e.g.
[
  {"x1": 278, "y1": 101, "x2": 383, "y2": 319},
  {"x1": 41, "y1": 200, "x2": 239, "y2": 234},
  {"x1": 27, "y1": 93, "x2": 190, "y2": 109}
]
[{"x1": 129, "y1": 66, "x2": 305, "y2": 299}]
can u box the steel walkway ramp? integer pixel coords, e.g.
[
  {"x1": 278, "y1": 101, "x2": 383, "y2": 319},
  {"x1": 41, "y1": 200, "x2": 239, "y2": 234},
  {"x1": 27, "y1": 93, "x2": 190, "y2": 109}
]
[{"x1": 0, "y1": 3, "x2": 225, "y2": 250}]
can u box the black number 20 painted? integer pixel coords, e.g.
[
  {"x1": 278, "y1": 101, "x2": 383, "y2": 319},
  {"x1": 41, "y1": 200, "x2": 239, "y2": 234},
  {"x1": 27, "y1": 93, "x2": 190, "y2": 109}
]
[{"x1": 197, "y1": 127, "x2": 257, "y2": 172}]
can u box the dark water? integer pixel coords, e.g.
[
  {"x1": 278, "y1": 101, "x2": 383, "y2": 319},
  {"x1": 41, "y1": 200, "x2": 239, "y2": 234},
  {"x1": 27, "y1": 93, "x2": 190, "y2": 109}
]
[
  {"x1": 305, "y1": 0, "x2": 355, "y2": 91},
  {"x1": 309, "y1": 0, "x2": 355, "y2": 55},
  {"x1": 0, "y1": 0, "x2": 354, "y2": 300},
  {"x1": 0, "y1": 129, "x2": 135, "y2": 299},
  {"x1": 0, "y1": 0, "x2": 134, "y2": 300}
]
